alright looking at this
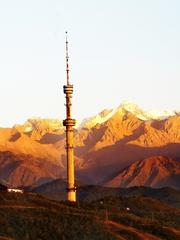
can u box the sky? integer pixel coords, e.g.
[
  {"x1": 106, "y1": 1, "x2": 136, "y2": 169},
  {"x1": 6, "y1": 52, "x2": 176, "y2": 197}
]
[{"x1": 0, "y1": 0, "x2": 180, "y2": 127}]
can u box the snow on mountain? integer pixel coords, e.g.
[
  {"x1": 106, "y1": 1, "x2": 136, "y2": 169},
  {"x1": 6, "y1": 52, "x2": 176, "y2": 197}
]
[
  {"x1": 148, "y1": 110, "x2": 178, "y2": 120},
  {"x1": 119, "y1": 101, "x2": 178, "y2": 120},
  {"x1": 77, "y1": 109, "x2": 116, "y2": 129},
  {"x1": 77, "y1": 101, "x2": 179, "y2": 129},
  {"x1": 7, "y1": 101, "x2": 179, "y2": 131}
]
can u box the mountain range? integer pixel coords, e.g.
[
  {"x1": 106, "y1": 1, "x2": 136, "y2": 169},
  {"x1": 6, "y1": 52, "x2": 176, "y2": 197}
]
[{"x1": 0, "y1": 101, "x2": 179, "y2": 189}]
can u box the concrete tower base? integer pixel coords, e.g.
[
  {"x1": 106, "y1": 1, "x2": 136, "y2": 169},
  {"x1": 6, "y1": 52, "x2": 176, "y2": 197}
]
[{"x1": 67, "y1": 190, "x2": 76, "y2": 202}]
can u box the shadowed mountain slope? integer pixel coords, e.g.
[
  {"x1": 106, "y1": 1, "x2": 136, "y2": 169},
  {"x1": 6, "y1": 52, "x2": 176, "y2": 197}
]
[{"x1": 105, "y1": 156, "x2": 180, "y2": 189}]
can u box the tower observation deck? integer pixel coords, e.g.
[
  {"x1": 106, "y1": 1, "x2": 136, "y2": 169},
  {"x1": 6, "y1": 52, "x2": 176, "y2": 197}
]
[{"x1": 63, "y1": 32, "x2": 76, "y2": 202}]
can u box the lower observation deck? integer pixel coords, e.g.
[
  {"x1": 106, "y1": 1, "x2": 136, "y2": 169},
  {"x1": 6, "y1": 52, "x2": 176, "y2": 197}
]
[
  {"x1": 63, "y1": 118, "x2": 76, "y2": 127},
  {"x1": 64, "y1": 85, "x2": 73, "y2": 94}
]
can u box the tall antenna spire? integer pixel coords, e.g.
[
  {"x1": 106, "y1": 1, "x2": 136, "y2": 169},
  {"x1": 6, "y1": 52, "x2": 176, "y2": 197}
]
[
  {"x1": 63, "y1": 32, "x2": 76, "y2": 202},
  {"x1": 65, "y1": 31, "x2": 70, "y2": 85}
]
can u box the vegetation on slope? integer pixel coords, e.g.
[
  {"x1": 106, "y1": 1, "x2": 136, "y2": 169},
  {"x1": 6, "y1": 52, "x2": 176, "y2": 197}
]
[
  {"x1": 0, "y1": 192, "x2": 112, "y2": 240},
  {"x1": 0, "y1": 192, "x2": 180, "y2": 240}
]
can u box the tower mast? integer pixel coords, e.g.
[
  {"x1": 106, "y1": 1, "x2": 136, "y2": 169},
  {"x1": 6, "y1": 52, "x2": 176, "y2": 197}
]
[{"x1": 63, "y1": 32, "x2": 76, "y2": 202}]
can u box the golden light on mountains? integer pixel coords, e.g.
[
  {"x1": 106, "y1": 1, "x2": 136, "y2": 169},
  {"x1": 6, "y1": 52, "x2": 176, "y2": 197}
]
[{"x1": 0, "y1": 102, "x2": 179, "y2": 189}]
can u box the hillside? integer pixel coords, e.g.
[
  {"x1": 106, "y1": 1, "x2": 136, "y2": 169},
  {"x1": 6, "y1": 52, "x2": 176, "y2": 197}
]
[
  {"x1": 105, "y1": 156, "x2": 180, "y2": 189},
  {"x1": 0, "y1": 102, "x2": 179, "y2": 187},
  {"x1": 0, "y1": 191, "x2": 180, "y2": 240},
  {"x1": 33, "y1": 182, "x2": 180, "y2": 208},
  {"x1": 0, "y1": 192, "x2": 111, "y2": 240}
]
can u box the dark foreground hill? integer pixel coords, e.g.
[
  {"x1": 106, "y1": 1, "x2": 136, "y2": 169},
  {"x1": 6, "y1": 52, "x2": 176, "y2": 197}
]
[
  {"x1": 0, "y1": 192, "x2": 179, "y2": 240},
  {"x1": 78, "y1": 185, "x2": 180, "y2": 208},
  {"x1": 0, "y1": 192, "x2": 111, "y2": 240},
  {"x1": 33, "y1": 180, "x2": 180, "y2": 208}
]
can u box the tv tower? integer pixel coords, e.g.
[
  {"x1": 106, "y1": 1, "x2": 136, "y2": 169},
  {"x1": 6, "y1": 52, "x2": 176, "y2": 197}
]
[{"x1": 63, "y1": 32, "x2": 76, "y2": 202}]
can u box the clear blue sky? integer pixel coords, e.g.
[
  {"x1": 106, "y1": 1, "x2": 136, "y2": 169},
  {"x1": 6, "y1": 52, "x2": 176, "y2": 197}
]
[{"x1": 0, "y1": 0, "x2": 179, "y2": 126}]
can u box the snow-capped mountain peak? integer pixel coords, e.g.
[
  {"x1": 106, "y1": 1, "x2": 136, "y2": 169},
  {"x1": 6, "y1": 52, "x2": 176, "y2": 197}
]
[{"x1": 118, "y1": 101, "x2": 178, "y2": 121}]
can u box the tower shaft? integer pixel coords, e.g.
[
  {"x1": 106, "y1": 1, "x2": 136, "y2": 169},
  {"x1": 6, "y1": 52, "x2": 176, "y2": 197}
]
[{"x1": 63, "y1": 33, "x2": 76, "y2": 202}]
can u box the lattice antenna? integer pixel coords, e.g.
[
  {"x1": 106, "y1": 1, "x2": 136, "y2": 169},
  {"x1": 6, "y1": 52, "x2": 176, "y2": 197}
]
[{"x1": 65, "y1": 31, "x2": 70, "y2": 85}]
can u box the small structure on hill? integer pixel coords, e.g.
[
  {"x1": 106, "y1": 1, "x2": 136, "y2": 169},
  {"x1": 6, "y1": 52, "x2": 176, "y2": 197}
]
[
  {"x1": 8, "y1": 188, "x2": 24, "y2": 194},
  {"x1": 0, "y1": 183, "x2": 8, "y2": 192}
]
